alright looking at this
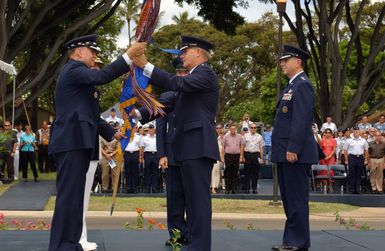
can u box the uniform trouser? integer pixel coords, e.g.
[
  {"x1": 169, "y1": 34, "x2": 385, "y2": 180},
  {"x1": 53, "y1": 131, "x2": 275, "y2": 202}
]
[
  {"x1": 277, "y1": 162, "x2": 310, "y2": 249},
  {"x1": 20, "y1": 151, "x2": 37, "y2": 179},
  {"x1": 166, "y1": 164, "x2": 187, "y2": 239},
  {"x1": 369, "y1": 158, "x2": 384, "y2": 192},
  {"x1": 100, "y1": 157, "x2": 118, "y2": 191},
  {"x1": 180, "y1": 158, "x2": 213, "y2": 251},
  {"x1": 224, "y1": 153, "x2": 240, "y2": 192},
  {"x1": 124, "y1": 151, "x2": 139, "y2": 192},
  {"x1": 49, "y1": 149, "x2": 90, "y2": 251},
  {"x1": 79, "y1": 160, "x2": 98, "y2": 245},
  {"x1": 0, "y1": 152, "x2": 14, "y2": 179},
  {"x1": 144, "y1": 152, "x2": 160, "y2": 192},
  {"x1": 244, "y1": 152, "x2": 261, "y2": 191},
  {"x1": 347, "y1": 155, "x2": 365, "y2": 193},
  {"x1": 38, "y1": 145, "x2": 50, "y2": 173}
]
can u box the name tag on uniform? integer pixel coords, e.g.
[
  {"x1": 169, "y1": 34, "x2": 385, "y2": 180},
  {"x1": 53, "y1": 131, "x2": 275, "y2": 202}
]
[{"x1": 282, "y1": 93, "x2": 292, "y2": 100}]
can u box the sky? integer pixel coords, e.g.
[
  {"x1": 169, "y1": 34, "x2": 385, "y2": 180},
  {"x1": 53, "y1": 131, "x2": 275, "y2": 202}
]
[{"x1": 117, "y1": 0, "x2": 296, "y2": 47}]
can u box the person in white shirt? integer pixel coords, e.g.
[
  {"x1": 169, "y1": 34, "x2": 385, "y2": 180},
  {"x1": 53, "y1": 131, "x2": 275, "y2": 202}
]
[
  {"x1": 243, "y1": 123, "x2": 264, "y2": 194},
  {"x1": 141, "y1": 123, "x2": 160, "y2": 193},
  {"x1": 13, "y1": 122, "x2": 25, "y2": 180},
  {"x1": 240, "y1": 113, "x2": 252, "y2": 132},
  {"x1": 124, "y1": 126, "x2": 143, "y2": 193},
  {"x1": 105, "y1": 108, "x2": 124, "y2": 127},
  {"x1": 320, "y1": 116, "x2": 337, "y2": 135},
  {"x1": 335, "y1": 130, "x2": 345, "y2": 163},
  {"x1": 343, "y1": 126, "x2": 369, "y2": 194}
]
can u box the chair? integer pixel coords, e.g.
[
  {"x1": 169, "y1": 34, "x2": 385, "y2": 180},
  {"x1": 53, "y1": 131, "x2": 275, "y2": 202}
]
[
  {"x1": 311, "y1": 164, "x2": 330, "y2": 192},
  {"x1": 329, "y1": 164, "x2": 347, "y2": 193}
]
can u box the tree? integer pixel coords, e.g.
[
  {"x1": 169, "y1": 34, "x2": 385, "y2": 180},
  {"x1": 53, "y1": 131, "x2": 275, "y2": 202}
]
[
  {"x1": 0, "y1": 0, "x2": 125, "y2": 126},
  {"x1": 260, "y1": 0, "x2": 385, "y2": 128},
  {"x1": 175, "y1": 0, "x2": 248, "y2": 34},
  {"x1": 146, "y1": 12, "x2": 286, "y2": 122},
  {"x1": 172, "y1": 11, "x2": 196, "y2": 25},
  {"x1": 120, "y1": 0, "x2": 141, "y2": 46}
]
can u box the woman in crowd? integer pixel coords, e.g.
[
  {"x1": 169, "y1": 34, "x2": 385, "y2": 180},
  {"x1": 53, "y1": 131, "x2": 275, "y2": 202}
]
[
  {"x1": 20, "y1": 125, "x2": 38, "y2": 182},
  {"x1": 240, "y1": 113, "x2": 252, "y2": 132},
  {"x1": 319, "y1": 128, "x2": 337, "y2": 191}
]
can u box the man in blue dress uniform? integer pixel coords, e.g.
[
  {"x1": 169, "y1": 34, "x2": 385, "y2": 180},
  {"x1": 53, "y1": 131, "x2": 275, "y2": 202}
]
[
  {"x1": 132, "y1": 35, "x2": 220, "y2": 251},
  {"x1": 48, "y1": 34, "x2": 145, "y2": 251},
  {"x1": 271, "y1": 45, "x2": 318, "y2": 251},
  {"x1": 156, "y1": 57, "x2": 189, "y2": 246}
]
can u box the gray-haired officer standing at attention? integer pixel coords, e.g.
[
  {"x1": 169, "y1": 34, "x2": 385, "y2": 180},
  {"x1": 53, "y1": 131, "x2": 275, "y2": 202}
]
[
  {"x1": 131, "y1": 35, "x2": 220, "y2": 251},
  {"x1": 271, "y1": 45, "x2": 318, "y2": 251},
  {"x1": 48, "y1": 34, "x2": 145, "y2": 251}
]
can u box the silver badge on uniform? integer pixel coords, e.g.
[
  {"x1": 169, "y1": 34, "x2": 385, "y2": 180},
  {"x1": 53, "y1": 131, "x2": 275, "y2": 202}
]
[
  {"x1": 282, "y1": 106, "x2": 288, "y2": 113},
  {"x1": 282, "y1": 93, "x2": 292, "y2": 100}
]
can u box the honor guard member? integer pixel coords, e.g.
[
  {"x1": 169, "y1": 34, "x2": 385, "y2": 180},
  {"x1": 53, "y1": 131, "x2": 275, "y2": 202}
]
[
  {"x1": 132, "y1": 35, "x2": 220, "y2": 251},
  {"x1": 343, "y1": 126, "x2": 369, "y2": 194},
  {"x1": 141, "y1": 123, "x2": 160, "y2": 193},
  {"x1": 156, "y1": 56, "x2": 189, "y2": 247},
  {"x1": 124, "y1": 126, "x2": 143, "y2": 193},
  {"x1": 48, "y1": 34, "x2": 145, "y2": 251},
  {"x1": 271, "y1": 45, "x2": 318, "y2": 251}
]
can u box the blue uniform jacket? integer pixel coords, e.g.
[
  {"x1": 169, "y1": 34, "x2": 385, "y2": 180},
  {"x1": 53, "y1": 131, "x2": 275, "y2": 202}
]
[
  {"x1": 271, "y1": 72, "x2": 318, "y2": 164},
  {"x1": 49, "y1": 57, "x2": 129, "y2": 156},
  {"x1": 140, "y1": 63, "x2": 220, "y2": 162},
  {"x1": 156, "y1": 91, "x2": 178, "y2": 166}
]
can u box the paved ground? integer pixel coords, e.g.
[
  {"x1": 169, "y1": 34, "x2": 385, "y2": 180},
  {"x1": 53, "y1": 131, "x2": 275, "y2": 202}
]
[{"x1": 1, "y1": 230, "x2": 384, "y2": 251}]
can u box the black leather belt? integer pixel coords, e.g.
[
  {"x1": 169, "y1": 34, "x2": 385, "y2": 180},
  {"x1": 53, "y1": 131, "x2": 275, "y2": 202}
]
[
  {"x1": 349, "y1": 154, "x2": 364, "y2": 158},
  {"x1": 125, "y1": 151, "x2": 139, "y2": 154},
  {"x1": 145, "y1": 151, "x2": 157, "y2": 154}
]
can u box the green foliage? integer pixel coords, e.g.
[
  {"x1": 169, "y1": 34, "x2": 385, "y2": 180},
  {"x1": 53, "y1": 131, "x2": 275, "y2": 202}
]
[{"x1": 174, "y1": 0, "x2": 247, "y2": 34}]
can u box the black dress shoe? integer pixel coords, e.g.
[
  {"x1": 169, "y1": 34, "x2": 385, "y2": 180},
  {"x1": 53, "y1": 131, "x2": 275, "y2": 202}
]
[
  {"x1": 252, "y1": 190, "x2": 258, "y2": 194},
  {"x1": 272, "y1": 244, "x2": 308, "y2": 251},
  {"x1": 34, "y1": 178, "x2": 39, "y2": 182}
]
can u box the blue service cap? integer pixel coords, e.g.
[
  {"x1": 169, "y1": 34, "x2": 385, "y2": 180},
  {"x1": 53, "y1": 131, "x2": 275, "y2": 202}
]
[
  {"x1": 179, "y1": 35, "x2": 214, "y2": 52},
  {"x1": 280, "y1": 44, "x2": 309, "y2": 61},
  {"x1": 172, "y1": 56, "x2": 186, "y2": 70},
  {"x1": 64, "y1": 34, "x2": 101, "y2": 52}
]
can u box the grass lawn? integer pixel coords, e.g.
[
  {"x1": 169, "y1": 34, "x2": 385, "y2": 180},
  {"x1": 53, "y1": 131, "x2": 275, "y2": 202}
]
[{"x1": 45, "y1": 196, "x2": 358, "y2": 214}]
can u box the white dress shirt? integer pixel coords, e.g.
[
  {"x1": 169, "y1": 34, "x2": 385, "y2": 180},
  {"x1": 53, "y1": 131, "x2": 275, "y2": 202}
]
[
  {"x1": 321, "y1": 122, "x2": 337, "y2": 133},
  {"x1": 343, "y1": 137, "x2": 369, "y2": 155},
  {"x1": 141, "y1": 134, "x2": 157, "y2": 152},
  {"x1": 125, "y1": 133, "x2": 142, "y2": 152}
]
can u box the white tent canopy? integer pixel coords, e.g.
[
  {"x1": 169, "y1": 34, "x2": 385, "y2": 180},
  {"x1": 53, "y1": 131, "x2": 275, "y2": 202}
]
[{"x1": 0, "y1": 60, "x2": 17, "y2": 127}]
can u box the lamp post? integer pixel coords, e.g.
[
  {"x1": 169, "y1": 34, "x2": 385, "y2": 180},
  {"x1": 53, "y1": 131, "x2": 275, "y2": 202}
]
[{"x1": 269, "y1": 0, "x2": 287, "y2": 207}]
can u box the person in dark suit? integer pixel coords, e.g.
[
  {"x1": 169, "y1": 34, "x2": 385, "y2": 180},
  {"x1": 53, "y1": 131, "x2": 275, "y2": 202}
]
[
  {"x1": 132, "y1": 35, "x2": 220, "y2": 251},
  {"x1": 48, "y1": 34, "x2": 145, "y2": 251},
  {"x1": 156, "y1": 57, "x2": 189, "y2": 246},
  {"x1": 270, "y1": 45, "x2": 318, "y2": 251}
]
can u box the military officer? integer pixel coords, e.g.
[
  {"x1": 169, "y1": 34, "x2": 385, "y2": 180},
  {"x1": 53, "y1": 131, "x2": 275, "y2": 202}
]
[
  {"x1": 156, "y1": 57, "x2": 189, "y2": 246},
  {"x1": 132, "y1": 35, "x2": 220, "y2": 251},
  {"x1": 48, "y1": 34, "x2": 145, "y2": 251},
  {"x1": 271, "y1": 45, "x2": 318, "y2": 251}
]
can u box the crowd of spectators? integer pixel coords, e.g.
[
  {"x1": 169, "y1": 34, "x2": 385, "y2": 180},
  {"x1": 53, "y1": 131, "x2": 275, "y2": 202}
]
[
  {"x1": 1, "y1": 111, "x2": 384, "y2": 196},
  {"x1": 312, "y1": 115, "x2": 385, "y2": 194},
  {"x1": 0, "y1": 120, "x2": 55, "y2": 184}
]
